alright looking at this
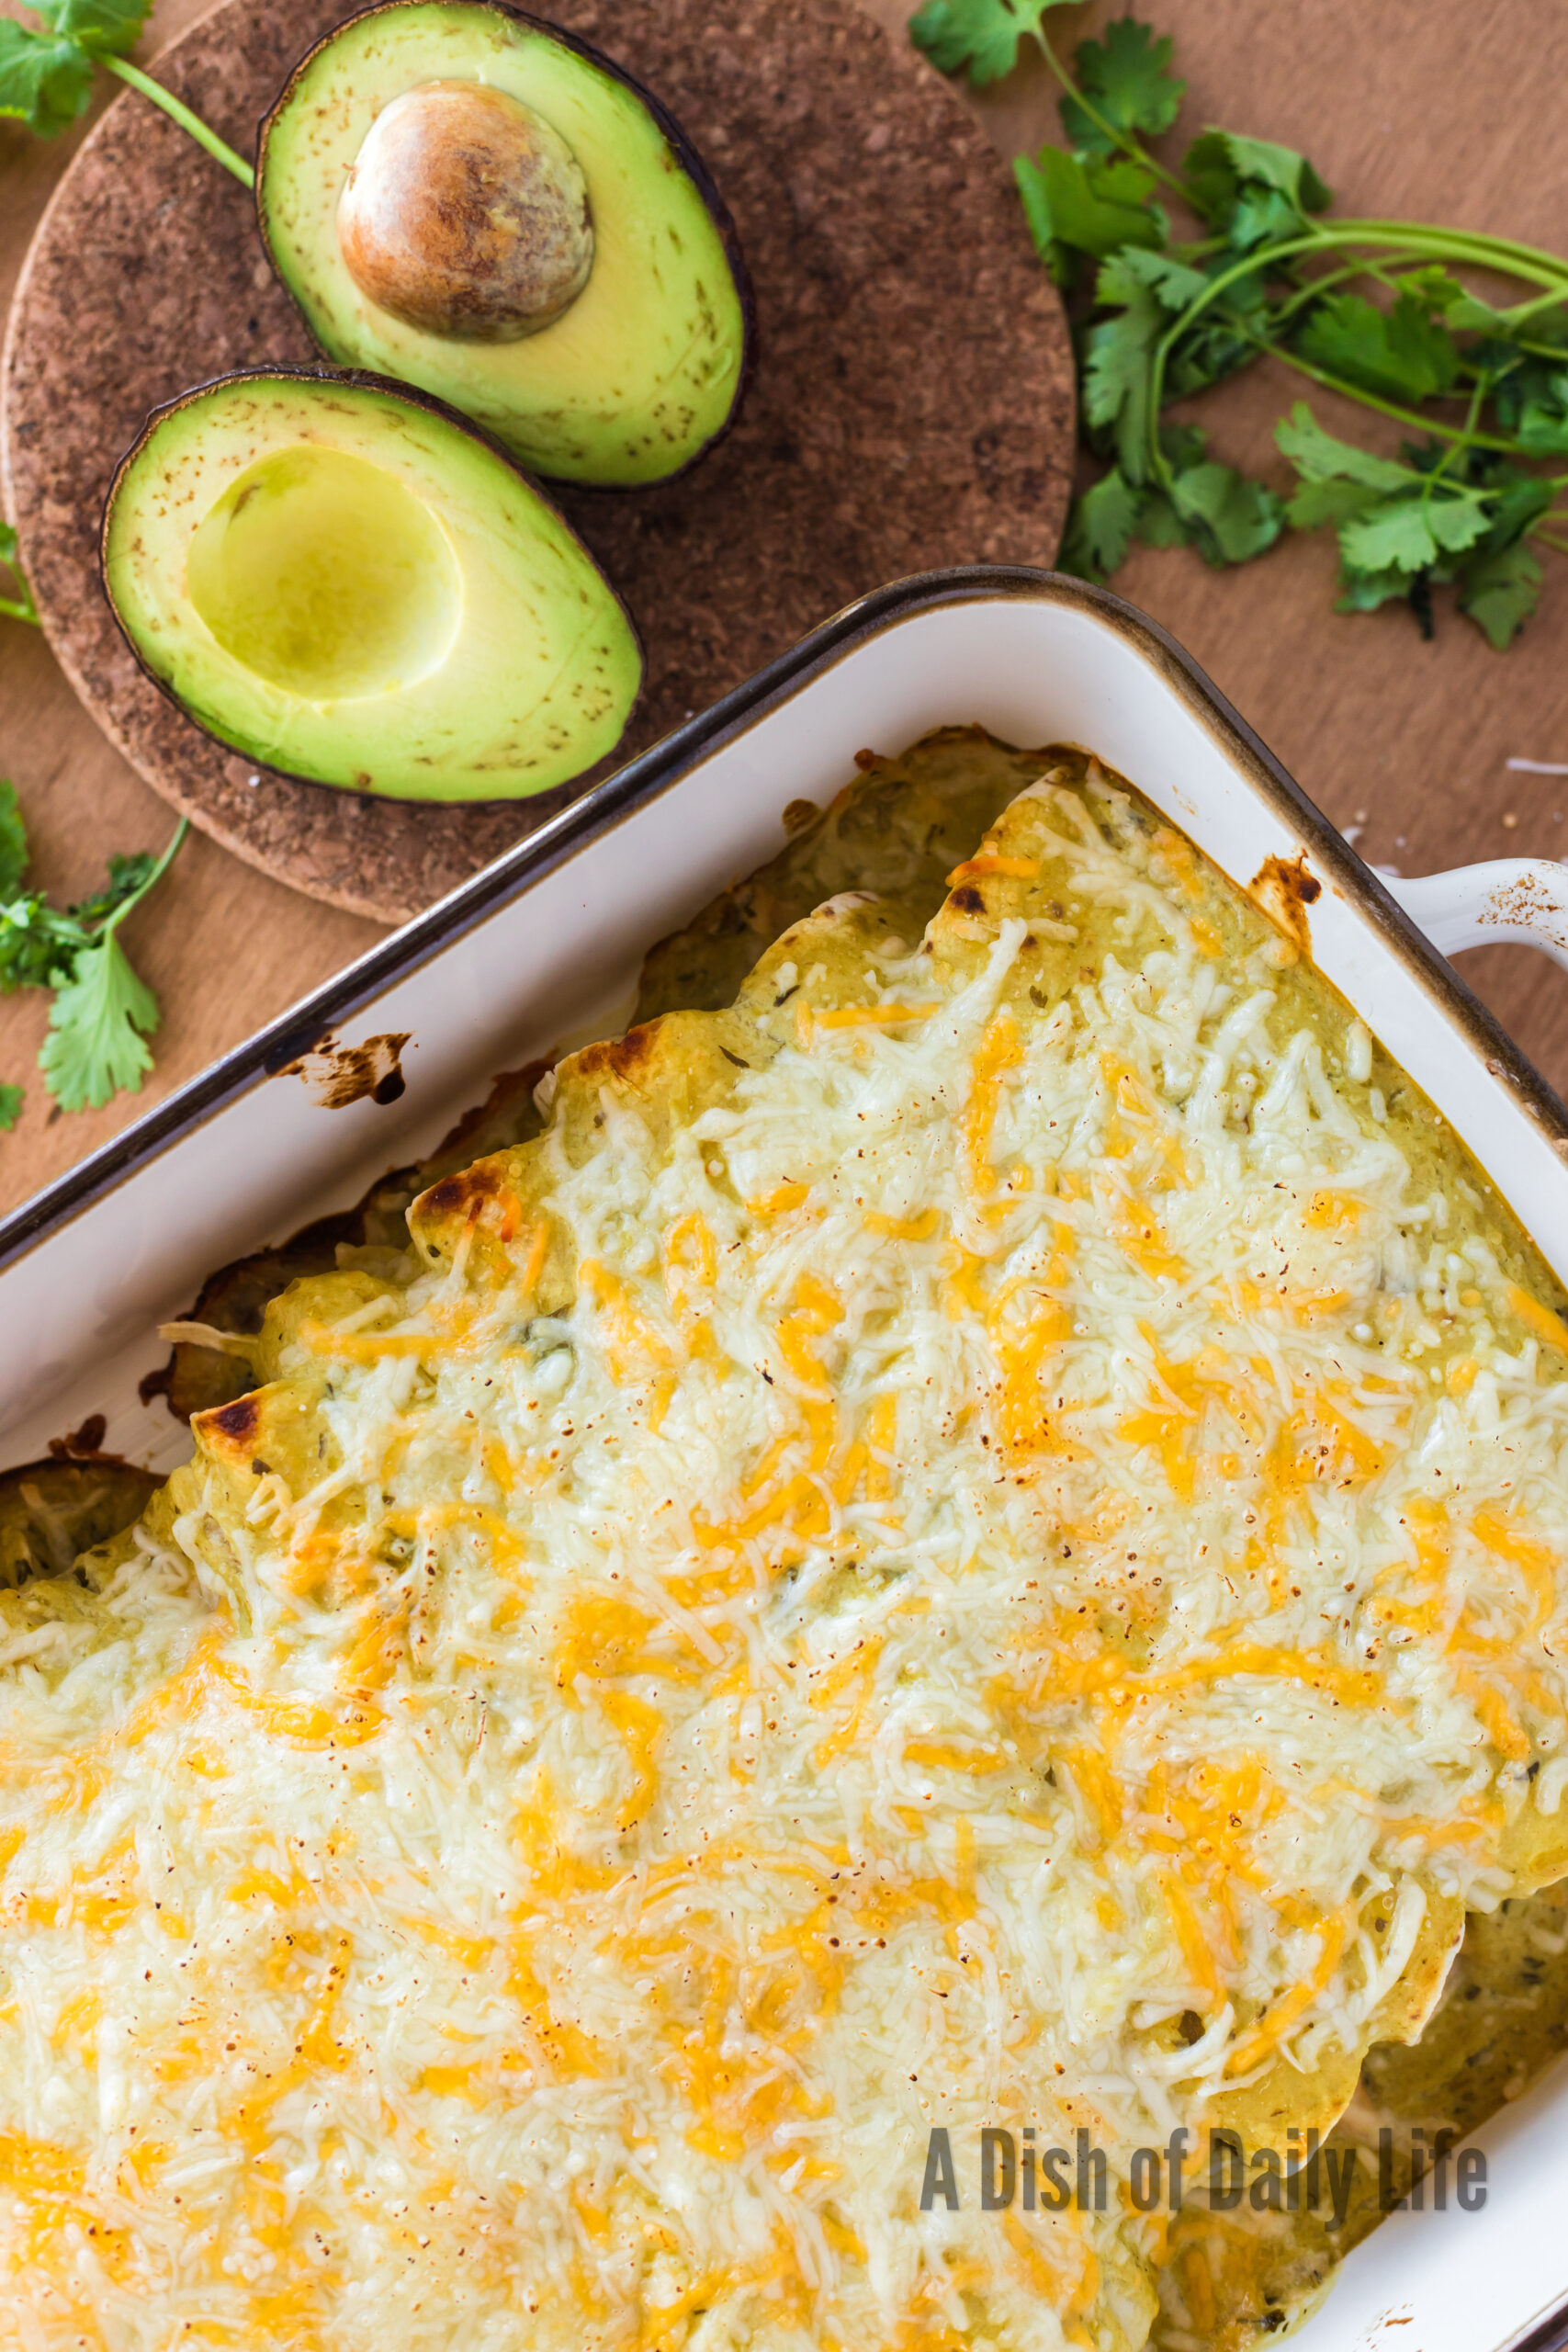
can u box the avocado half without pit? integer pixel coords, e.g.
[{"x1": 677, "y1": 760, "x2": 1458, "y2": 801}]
[
  {"x1": 257, "y1": 1, "x2": 755, "y2": 488},
  {"x1": 101, "y1": 369, "x2": 642, "y2": 803}
]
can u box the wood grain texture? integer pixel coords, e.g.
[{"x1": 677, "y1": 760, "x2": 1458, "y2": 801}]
[
  {"x1": 3, "y1": 0, "x2": 1568, "y2": 1220},
  {"x1": 1, "y1": 0, "x2": 1071, "y2": 922}
]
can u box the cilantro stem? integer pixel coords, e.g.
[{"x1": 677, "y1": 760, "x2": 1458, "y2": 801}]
[
  {"x1": 1029, "y1": 23, "x2": 1189, "y2": 199},
  {"x1": 1147, "y1": 231, "x2": 1538, "y2": 482},
  {"x1": 101, "y1": 816, "x2": 188, "y2": 939},
  {"x1": 1499, "y1": 291, "x2": 1568, "y2": 329},
  {"x1": 101, "y1": 57, "x2": 254, "y2": 188},
  {"x1": 1263, "y1": 345, "x2": 1523, "y2": 453},
  {"x1": 1325, "y1": 220, "x2": 1568, "y2": 295},
  {"x1": 1419, "y1": 379, "x2": 1487, "y2": 503},
  {"x1": 1265, "y1": 252, "x2": 1429, "y2": 328},
  {"x1": 0, "y1": 594, "x2": 38, "y2": 630}
]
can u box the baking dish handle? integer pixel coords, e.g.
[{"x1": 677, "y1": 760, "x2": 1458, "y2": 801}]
[{"x1": 1377, "y1": 857, "x2": 1568, "y2": 974}]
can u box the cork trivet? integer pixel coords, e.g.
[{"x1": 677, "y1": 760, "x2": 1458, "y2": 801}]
[{"x1": 1, "y1": 0, "x2": 1072, "y2": 925}]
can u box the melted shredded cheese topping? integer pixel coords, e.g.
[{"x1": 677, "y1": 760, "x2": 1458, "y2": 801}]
[{"x1": 4, "y1": 765, "x2": 1568, "y2": 2350}]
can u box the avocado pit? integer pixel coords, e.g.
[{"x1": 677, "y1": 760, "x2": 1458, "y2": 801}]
[{"x1": 337, "y1": 80, "x2": 593, "y2": 343}]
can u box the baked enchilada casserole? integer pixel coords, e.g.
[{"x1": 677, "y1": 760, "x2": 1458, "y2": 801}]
[{"x1": 7, "y1": 734, "x2": 1568, "y2": 2349}]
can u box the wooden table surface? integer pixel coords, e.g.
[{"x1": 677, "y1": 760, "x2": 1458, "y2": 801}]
[{"x1": 3, "y1": 0, "x2": 1565, "y2": 1217}]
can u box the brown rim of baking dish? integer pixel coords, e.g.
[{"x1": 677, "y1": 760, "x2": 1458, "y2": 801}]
[
  {"x1": 1, "y1": 561, "x2": 1564, "y2": 1279},
  {"x1": 1513, "y1": 2296, "x2": 1568, "y2": 2352}
]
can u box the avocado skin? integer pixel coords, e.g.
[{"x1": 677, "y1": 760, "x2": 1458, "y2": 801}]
[
  {"x1": 100, "y1": 365, "x2": 644, "y2": 806},
  {"x1": 256, "y1": 1, "x2": 756, "y2": 490}
]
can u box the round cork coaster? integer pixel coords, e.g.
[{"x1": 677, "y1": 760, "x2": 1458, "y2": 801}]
[{"x1": 1, "y1": 0, "x2": 1073, "y2": 925}]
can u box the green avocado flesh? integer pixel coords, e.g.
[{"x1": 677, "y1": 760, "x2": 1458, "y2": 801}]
[
  {"x1": 102, "y1": 373, "x2": 641, "y2": 803},
  {"x1": 258, "y1": 2, "x2": 749, "y2": 486}
]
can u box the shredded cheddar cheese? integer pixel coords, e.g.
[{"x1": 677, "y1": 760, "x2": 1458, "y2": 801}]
[{"x1": 4, "y1": 759, "x2": 1568, "y2": 2351}]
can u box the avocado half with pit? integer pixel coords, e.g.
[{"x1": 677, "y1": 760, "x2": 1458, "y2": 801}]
[
  {"x1": 256, "y1": 1, "x2": 754, "y2": 488},
  {"x1": 102, "y1": 368, "x2": 642, "y2": 803}
]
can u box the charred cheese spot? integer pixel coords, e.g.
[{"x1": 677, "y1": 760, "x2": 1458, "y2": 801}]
[{"x1": 197, "y1": 1392, "x2": 261, "y2": 1453}]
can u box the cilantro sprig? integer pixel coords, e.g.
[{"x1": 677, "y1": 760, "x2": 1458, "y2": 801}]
[
  {"x1": 0, "y1": 0, "x2": 252, "y2": 185},
  {"x1": 911, "y1": 1, "x2": 1568, "y2": 647},
  {"x1": 0, "y1": 780, "x2": 187, "y2": 1119}
]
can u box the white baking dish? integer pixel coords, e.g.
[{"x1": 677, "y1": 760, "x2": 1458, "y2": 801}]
[{"x1": 3, "y1": 565, "x2": 1568, "y2": 2351}]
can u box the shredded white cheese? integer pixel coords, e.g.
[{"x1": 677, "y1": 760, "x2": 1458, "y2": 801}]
[{"x1": 3, "y1": 767, "x2": 1567, "y2": 2350}]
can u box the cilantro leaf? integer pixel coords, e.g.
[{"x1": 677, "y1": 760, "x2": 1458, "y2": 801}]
[
  {"x1": 1063, "y1": 440, "x2": 1280, "y2": 580},
  {"x1": 1081, "y1": 289, "x2": 1163, "y2": 478},
  {"x1": 33, "y1": 0, "x2": 150, "y2": 55},
  {"x1": 1184, "y1": 128, "x2": 1331, "y2": 240},
  {"x1": 1213, "y1": 130, "x2": 1333, "y2": 211},
  {"x1": 1274, "y1": 402, "x2": 1413, "y2": 490},
  {"x1": 1078, "y1": 154, "x2": 1165, "y2": 214},
  {"x1": 1095, "y1": 243, "x2": 1207, "y2": 311},
  {"x1": 1296, "y1": 288, "x2": 1461, "y2": 404},
  {"x1": 1426, "y1": 492, "x2": 1494, "y2": 554},
  {"x1": 1493, "y1": 359, "x2": 1568, "y2": 454},
  {"x1": 1513, "y1": 401, "x2": 1568, "y2": 456},
  {"x1": 1285, "y1": 476, "x2": 1385, "y2": 530},
  {"x1": 1295, "y1": 294, "x2": 1399, "y2": 396},
  {"x1": 38, "y1": 933, "x2": 160, "y2": 1112},
  {"x1": 1134, "y1": 492, "x2": 1193, "y2": 548},
  {"x1": 1163, "y1": 263, "x2": 1271, "y2": 401},
  {"x1": 909, "y1": 0, "x2": 1059, "y2": 87},
  {"x1": 1279, "y1": 404, "x2": 1504, "y2": 606},
  {"x1": 1457, "y1": 539, "x2": 1542, "y2": 649},
  {"x1": 1448, "y1": 291, "x2": 1525, "y2": 336},
  {"x1": 1157, "y1": 421, "x2": 1208, "y2": 470},
  {"x1": 1334, "y1": 562, "x2": 1416, "y2": 616},
  {"x1": 1015, "y1": 147, "x2": 1165, "y2": 286},
  {"x1": 1470, "y1": 464, "x2": 1552, "y2": 550},
  {"x1": 0, "y1": 1083, "x2": 20, "y2": 1132},
  {"x1": 1060, "y1": 16, "x2": 1184, "y2": 155},
  {"x1": 1059, "y1": 468, "x2": 1146, "y2": 580},
  {"x1": 1336, "y1": 490, "x2": 1488, "y2": 575},
  {"x1": 0, "y1": 17, "x2": 94, "y2": 137},
  {"x1": 1393, "y1": 265, "x2": 1467, "y2": 312},
  {"x1": 0, "y1": 782, "x2": 28, "y2": 901},
  {"x1": 0, "y1": 892, "x2": 91, "y2": 990},
  {"x1": 1167, "y1": 459, "x2": 1283, "y2": 564},
  {"x1": 71, "y1": 850, "x2": 156, "y2": 930}
]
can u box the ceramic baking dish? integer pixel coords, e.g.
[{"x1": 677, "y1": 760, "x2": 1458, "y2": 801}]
[{"x1": 4, "y1": 564, "x2": 1568, "y2": 2352}]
